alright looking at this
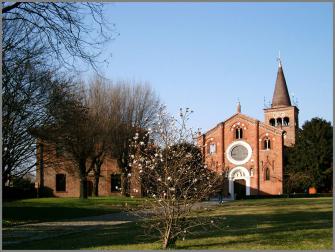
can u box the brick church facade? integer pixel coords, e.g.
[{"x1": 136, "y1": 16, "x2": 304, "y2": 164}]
[{"x1": 197, "y1": 60, "x2": 298, "y2": 198}]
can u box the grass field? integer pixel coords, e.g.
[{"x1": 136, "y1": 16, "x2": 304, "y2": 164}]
[
  {"x1": 3, "y1": 196, "x2": 143, "y2": 227},
  {"x1": 3, "y1": 197, "x2": 333, "y2": 250}
]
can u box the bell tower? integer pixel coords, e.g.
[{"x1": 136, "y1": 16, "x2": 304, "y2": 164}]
[{"x1": 264, "y1": 58, "x2": 299, "y2": 146}]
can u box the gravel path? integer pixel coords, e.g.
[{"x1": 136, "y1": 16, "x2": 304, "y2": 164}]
[
  {"x1": 3, "y1": 200, "x2": 225, "y2": 246},
  {"x1": 3, "y1": 211, "x2": 138, "y2": 246}
]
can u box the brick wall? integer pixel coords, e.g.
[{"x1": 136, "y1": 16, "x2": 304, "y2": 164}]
[
  {"x1": 35, "y1": 142, "x2": 139, "y2": 197},
  {"x1": 198, "y1": 113, "x2": 284, "y2": 196}
]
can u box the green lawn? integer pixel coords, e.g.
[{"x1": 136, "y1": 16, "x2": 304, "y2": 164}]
[
  {"x1": 3, "y1": 196, "x2": 143, "y2": 227},
  {"x1": 3, "y1": 197, "x2": 333, "y2": 250}
]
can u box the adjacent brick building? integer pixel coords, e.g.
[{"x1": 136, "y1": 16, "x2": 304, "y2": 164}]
[
  {"x1": 197, "y1": 60, "x2": 299, "y2": 198},
  {"x1": 35, "y1": 142, "x2": 128, "y2": 197}
]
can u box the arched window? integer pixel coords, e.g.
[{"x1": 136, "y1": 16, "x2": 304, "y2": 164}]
[
  {"x1": 235, "y1": 127, "x2": 243, "y2": 139},
  {"x1": 283, "y1": 117, "x2": 289, "y2": 126},
  {"x1": 269, "y1": 118, "x2": 276, "y2": 126},
  {"x1": 263, "y1": 138, "x2": 271, "y2": 150},
  {"x1": 276, "y1": 118, "x2": 282, "y2": 126},
  {"x1": 265, "y1": 168, "x2": 270, "y2": 180},
  {"x1": 208, "y1": 143, "x2": 216, "y2": 155}
]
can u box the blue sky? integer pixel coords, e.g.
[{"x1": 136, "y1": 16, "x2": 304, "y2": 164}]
[{"x1": 84, "y1": 2, "x2": 332, "y2": 132}]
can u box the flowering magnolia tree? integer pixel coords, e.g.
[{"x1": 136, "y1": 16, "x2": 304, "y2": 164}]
[{"x1": 129, "y1": 107, "x2": 221, "y2": 249}]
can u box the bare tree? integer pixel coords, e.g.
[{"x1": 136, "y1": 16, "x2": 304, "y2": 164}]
[
  {"x1": 32, "y1": 77, "x2": 159, "y2": 198},
  {"x1": 109, "y1": 81, "x2": 160, "y2": 196},
  {"x1": 129, "y1": 107, "x2": 221, "y2": 249},
  {"x1": 2, "y1": 2, "x2": 115, "y2": 186},
  {"x1": 86, "y1": 77, "x2": 114, "y2": 197},
  {"x1": 84, "y1": 77, "x2": 161, "y2": 196},
  {"x1": 33, "y1": 81, "x2": 103, "y2": 199},
  {"x1": 2, "y1": 63, "x2": 57, "y2": 186},
  {"x1": 2, "y1": 2, "x2": 116, "y2": 71}
]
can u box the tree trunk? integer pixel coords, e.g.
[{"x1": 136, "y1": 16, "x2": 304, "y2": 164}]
[
  {"x1": 162, "y1": 231, "x2": 176, "y2": 249},
  {"x1": 2, "y1": 172, "x2": 9, "y2": 188},
  {"x1": 79, "y1": 159, "x2": 88, "y2": 199},
  {"x1": 118, "y1": 158, "x2": 130, "y2": 197},
  {"x1": 93, "y1": 175, "x2": 99, "y2": 197},
  {"x1": 80, "y1": 176, "x2": 88, "y2": 199},
  {"x1": 121, "y1": 172, "x2": 129, "y2": 197},
  {"x1": 92, "y1": 161, "x2": 102, "y2": 197},
  {"x1": 162, "y1": 223, "x2": 176, "y2": 249}
]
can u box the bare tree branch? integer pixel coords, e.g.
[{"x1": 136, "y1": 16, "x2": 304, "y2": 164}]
[{"x1": 2, "y1": 2, "x2": 21, "y2": 14}]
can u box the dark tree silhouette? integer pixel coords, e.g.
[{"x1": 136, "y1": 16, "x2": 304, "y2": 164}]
[{"x1": 285, "y1": 117, "x2": 333, "y2": 193}]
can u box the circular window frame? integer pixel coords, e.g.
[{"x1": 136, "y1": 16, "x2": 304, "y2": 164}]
[{"x1": 226, "y1": 140, "x2": 252, "y2": 165}]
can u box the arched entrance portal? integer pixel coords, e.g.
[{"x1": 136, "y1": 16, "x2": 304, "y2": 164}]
[{"x1": 228, "y1": 166, "x2": 250, "y2": 199}]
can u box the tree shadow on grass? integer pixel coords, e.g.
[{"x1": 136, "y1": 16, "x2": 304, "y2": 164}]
[
  {"x1": 3, "y1": 206, "x2": 121, "y2": 226},
  {"x1": 3, "y1": 220, "x2": 158, "y2": 250},
  {"x1": 4, "y1": 207, "x2": 332, "y2": 250}
]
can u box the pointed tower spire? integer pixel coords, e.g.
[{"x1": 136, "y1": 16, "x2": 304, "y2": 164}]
[{"x1": 271, "y1": 56, "x2": 291, "y2": 108}]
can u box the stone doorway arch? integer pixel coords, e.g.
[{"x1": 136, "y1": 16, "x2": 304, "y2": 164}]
[{"x1": 228, "y1": 166, "x2": 250, "y2": 199}]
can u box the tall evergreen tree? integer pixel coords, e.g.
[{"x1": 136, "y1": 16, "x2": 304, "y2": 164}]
[{"x1": 285, "y1": 118, "x2": 333, "y2": 193}]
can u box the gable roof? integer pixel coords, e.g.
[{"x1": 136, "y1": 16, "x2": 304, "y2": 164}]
[
  {"x1": 222, "y1": 112, "x2": 258, "y2": 125},
  {"x1": 203, "y1": 113, "x2": 283, "y2": 136}
]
